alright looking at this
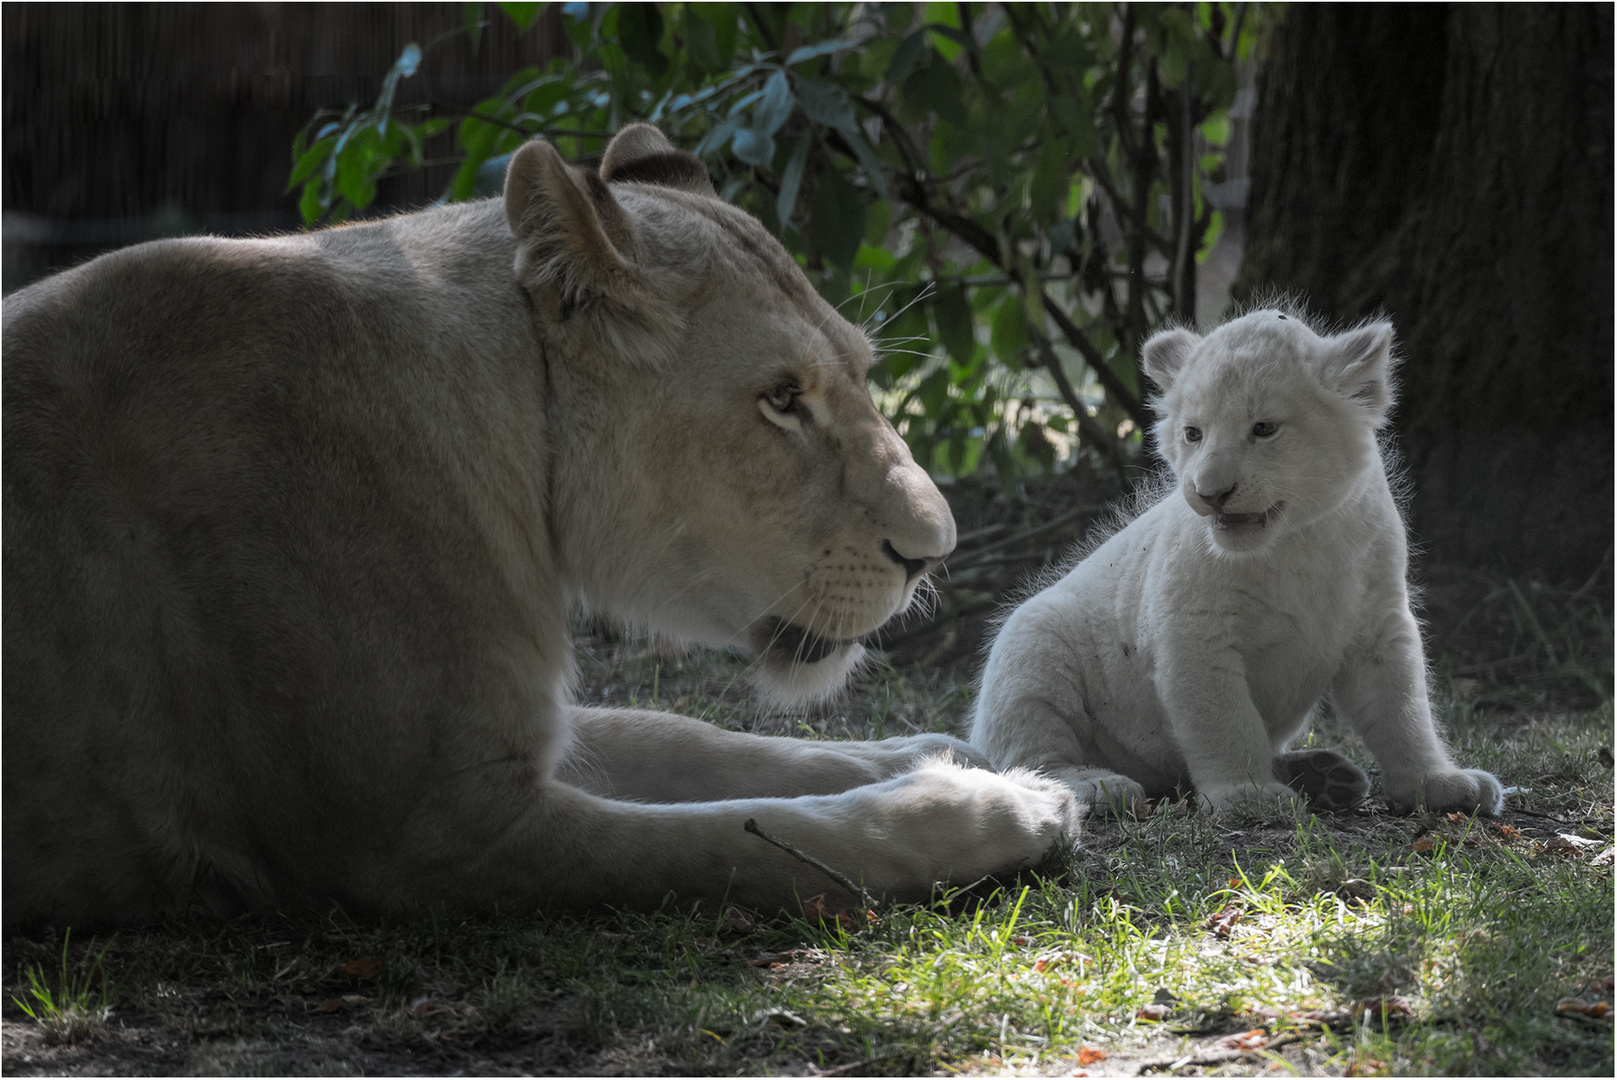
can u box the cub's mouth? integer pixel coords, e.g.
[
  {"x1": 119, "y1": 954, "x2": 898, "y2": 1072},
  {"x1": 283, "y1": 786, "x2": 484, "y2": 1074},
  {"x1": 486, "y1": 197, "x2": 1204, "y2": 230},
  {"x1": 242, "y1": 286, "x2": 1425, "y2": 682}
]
[
  {"x1": 751, "y1": 617, "x2": 857, "y2": 666},
  {"x1": 1214, "y1": 502, "x2": 1283, "y2": 531}
]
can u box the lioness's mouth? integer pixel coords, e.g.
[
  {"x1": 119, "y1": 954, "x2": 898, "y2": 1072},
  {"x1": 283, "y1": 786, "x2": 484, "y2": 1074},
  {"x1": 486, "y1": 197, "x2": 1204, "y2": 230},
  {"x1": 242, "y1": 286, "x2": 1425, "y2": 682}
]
[{"x1": 752, "y1": 617, "x2": 856, "y2": 666}]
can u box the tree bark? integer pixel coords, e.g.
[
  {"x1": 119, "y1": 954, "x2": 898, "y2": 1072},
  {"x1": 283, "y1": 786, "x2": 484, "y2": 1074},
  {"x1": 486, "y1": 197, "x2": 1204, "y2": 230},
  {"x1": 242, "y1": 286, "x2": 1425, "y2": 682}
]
[{"x1": 1236, "y1": 3, "x2": 1613, "y2": 584}]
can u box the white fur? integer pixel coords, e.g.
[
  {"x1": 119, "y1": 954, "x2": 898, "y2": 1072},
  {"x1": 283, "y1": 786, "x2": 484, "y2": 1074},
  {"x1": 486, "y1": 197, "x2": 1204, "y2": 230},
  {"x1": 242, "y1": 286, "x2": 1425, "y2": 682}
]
[
  {"x1": 971, "y1": 309, "x2": 1503, "y2": 816},
  {"x1": 2, "y1": 126, "x2": 1079, "y2": 927}
]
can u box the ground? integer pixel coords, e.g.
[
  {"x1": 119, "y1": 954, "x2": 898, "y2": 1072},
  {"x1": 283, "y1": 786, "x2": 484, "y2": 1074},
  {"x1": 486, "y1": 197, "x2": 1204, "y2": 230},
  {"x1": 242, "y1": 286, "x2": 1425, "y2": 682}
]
[{"x1": 4, "y1": 618, "x2": 1612, "y2": 1077}]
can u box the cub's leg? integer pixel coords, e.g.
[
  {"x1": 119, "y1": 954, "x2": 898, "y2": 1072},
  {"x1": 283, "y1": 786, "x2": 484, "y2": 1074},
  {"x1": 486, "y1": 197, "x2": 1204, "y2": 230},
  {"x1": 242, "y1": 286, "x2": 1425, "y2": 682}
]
[
  {"x1": 559, "y1": 706, "x2": 987, "y2": 803},
  {"x1": 970, "y1": 677, "x2": 1154, "y2": 815},
  {"x1": 1272, "y1": 748, "x2": 1370, "y2": 810},
  {"x1": 1333, "y1": 609, "x2": 1503, "y2": 815},
  {"x1": 1156, "y1": 640, "x2": 1302, "y2": 813}
]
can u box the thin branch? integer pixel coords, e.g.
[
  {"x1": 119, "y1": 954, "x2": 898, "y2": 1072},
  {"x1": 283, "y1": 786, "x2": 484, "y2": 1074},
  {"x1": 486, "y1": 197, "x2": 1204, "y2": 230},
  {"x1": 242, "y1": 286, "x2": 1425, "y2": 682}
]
[
  {"x1": 1031, "y1": 331, "x2": 1134, "y2": 486},
  {"x1": 744, "y1": 819, "x2": 873, "y2": 911}
]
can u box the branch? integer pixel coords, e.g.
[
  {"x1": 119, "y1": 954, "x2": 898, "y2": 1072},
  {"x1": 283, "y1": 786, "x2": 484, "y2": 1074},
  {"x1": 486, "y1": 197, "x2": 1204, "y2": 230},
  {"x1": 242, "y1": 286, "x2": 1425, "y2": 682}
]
[
  {"x1": 1030, "y1": 331, "x2": 1135, "y2": 486},
  {"x1": 744, "y1": 819, "x2": 873, "y2": 911}
]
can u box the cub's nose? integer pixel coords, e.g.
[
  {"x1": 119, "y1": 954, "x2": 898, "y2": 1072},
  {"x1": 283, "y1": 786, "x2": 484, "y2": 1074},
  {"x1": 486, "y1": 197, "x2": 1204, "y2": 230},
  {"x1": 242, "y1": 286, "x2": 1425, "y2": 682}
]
[
  {"x1": 1196, "y1": 481, "x2": 1239, "y2": 511},
  {"x1": 882, "y1": 540, "x2": 939, "y2": 582}
]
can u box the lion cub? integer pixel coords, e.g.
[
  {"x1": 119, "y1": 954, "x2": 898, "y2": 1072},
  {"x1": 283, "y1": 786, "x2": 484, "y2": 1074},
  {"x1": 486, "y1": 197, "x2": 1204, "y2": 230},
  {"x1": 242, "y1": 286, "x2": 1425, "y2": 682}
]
[{"x1": 971, "y1": 309, "x2": 1503, "y2": 816}]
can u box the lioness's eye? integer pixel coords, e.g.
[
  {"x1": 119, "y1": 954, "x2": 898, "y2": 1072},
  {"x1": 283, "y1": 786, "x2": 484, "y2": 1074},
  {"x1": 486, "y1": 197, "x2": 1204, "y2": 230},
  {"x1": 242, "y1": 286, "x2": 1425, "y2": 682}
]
[
  {"x1": 762, "y1": 380, "x2": 801, "y2": 414},
  {"x1": 1184, "y1": 426, "x2": 1202, "y2": 443},
  {"x1": 1252, "y1": 421, "x2": 1278, "y2": 437}
]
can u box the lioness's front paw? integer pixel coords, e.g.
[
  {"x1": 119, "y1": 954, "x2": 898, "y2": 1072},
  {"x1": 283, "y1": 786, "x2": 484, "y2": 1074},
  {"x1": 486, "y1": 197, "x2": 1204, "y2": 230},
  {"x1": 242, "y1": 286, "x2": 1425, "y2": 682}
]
[
  {"x1": 1386, "y1": 769, "x2": 1504, "y2": 816},
  {"x1": 851, "y1": 762, "x2": 1082, "y2": 894},
  {"x1": 1196, "y1": 779, "x2": 1304, "y2": 815}
]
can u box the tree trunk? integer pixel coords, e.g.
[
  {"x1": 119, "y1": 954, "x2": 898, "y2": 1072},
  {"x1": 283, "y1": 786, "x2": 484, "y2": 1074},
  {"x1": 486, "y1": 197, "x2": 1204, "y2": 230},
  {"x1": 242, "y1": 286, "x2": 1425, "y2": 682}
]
[{"x1": 1236, "y1": 3, "x2": 1613, "y2": 586}]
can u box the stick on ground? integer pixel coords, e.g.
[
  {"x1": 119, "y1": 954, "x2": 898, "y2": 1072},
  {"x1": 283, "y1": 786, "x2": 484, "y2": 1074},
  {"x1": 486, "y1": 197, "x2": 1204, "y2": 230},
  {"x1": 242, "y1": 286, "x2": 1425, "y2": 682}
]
[{"x1": 743, "y1": 818, "x2": 874, "y2": 911}]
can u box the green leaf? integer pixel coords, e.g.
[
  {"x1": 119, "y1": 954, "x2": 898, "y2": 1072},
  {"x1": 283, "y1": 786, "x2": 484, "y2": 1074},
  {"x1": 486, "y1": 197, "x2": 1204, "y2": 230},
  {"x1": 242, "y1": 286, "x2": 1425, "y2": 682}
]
[
  {"x1": 286, "y1": 135, "x2": 336, "y2": 192},
  {"x1": 776, "y1": 133, "x2": 812, "y2": 232},
  {"x1": 298, "y1": 179, "x2": 325, "y2": 225},
  {"x1": 808, "y1": 169, "x2": 866, "y2": 269},
  {"x1": 617, "y1": 3, "x2": 669, "y2": 76},
  {"x1": 793, "y1": 77, "x2": 858, "y2": 135},
  {"x1": 990, "y1": 294, "x2": 1029, "y2": 359},
  {"x1": 731, "y1": 127, "x2": 776, "y2": 167},
  {"x1": 498, "y1": 2, "x2": 544, "y2": 33},
  {"x1": 785, "y1": 38, "x2": 859, "y2": 65},
  {"x1": 754, "y1": 70, "x2": 794, "y2": 137},
  {"x1": 886, "y1": 30, "x2": 927, "y2": 87},
  {"x1": 903, "y1": 59, "x2": 966, "y2": 128},
  {"x1": 932, "y1": 283, "x2": 976, "y2": 363}
]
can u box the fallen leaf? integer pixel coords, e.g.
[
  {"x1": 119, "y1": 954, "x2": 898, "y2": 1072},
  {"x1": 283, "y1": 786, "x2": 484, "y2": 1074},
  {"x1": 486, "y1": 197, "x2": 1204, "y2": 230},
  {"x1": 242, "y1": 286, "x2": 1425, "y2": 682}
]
[
  {"x1": 342, "y1": 956, "x2": 382, "y2": 980},
  {"x1": 1411, "y1": 836, "x2": 1438, "y2": 854},
  {"x1": 1207, "y1": 906, "x2": 1243, "y2": 938},
  {"x1": 1346, "y1": 1056, "x2": 1386, "y2": 1077},
  {"x1": 1446, "y1": 812, "x2": 1467, "y2": 823},
  {"x1": 1136, "y1": 1003, "x2": 1172, "y2": 1021},
  {"x1": 1076, "y1": 1046, "x2": 1107, "y2": 1065},
  {"x1": 1493, "y1": 823, "x2": 1524, "y2": 841},
  {"x1": 801, "y1": 894, "x2": 867, "y2": 930},
  {"x1": 1011, "y1": 935, "x2": 1029, "y2": 946},
  {"x1": 1556, "y1": 996, "x2": 1612, "y2": 1021},
  {"x1": 1351, "y1": 996, "x2": 1414, "y2": 1023},
  {"x1": 1216, "y1": 1028, "x2": 1268, "y2": 1051},
  {"x1": 1543, "y1": 834, "x2": 1600, "y2": 857}
]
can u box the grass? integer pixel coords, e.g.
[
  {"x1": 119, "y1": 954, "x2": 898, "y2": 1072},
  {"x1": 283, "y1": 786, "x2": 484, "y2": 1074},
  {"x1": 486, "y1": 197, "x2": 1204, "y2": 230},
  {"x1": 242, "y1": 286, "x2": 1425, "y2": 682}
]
[{"x1": 4, "y1": 635, "x2": 1612, "y2": 1076}]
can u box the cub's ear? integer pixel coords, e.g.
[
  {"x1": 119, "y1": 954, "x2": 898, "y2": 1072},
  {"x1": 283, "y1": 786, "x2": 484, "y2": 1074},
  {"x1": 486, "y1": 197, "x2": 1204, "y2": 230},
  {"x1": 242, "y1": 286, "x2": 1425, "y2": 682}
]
[
  {"x1": 1318, "y1": 321, "x2": 1395, "y2": 425},
  {"x1": 601, "y1": 123, "x2": 716, "y2": 196},
  {"x1": 1141, "y1": 327, "x2": 1201, "y2": 391}
]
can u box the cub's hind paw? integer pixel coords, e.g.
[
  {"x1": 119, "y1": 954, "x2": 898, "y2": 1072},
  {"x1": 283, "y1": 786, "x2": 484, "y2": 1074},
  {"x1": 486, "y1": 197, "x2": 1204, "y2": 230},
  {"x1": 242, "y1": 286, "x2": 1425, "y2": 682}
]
[{"x1": 1273, "y1": 748, "x2": 1370, "y2": 811}]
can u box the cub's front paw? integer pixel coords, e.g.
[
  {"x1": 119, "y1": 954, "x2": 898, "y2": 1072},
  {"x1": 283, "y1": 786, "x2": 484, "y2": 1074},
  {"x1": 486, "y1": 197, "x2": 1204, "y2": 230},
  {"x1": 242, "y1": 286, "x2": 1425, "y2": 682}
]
[
  {"x1": 1386, "y1": 769, "x2": 1504, "y2": 816},
  {"x1": 1048, "y1": 766, "x2": 1148, "y2": 817},
  {"x1": 1196, "y1": 779, "x2": 1304, "y2": 816}
]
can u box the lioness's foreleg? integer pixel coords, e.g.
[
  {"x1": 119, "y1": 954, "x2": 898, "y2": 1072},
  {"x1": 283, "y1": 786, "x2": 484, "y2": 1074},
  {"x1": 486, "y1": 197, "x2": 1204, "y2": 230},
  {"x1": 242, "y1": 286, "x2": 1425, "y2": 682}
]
[
  {"x1": 558, "y1": 706, "x2": 986, "y2": 802},
  {"x1": 439, "y1": 760, "x2": 1081, "y2": 913},
  {"x1": 1332, "y1": 610, "x2": 1503, "y2": 815}
]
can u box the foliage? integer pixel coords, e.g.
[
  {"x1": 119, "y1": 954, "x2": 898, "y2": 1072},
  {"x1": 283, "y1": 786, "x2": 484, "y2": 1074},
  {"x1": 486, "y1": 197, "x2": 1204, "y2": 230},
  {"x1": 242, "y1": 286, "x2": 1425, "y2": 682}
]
[
  {"x1": 289, "y1": 2, "x2": 1280, "y2": 485},
  {"x1": 9, "y1": 929, "x2": 111, "y2": 1045}
]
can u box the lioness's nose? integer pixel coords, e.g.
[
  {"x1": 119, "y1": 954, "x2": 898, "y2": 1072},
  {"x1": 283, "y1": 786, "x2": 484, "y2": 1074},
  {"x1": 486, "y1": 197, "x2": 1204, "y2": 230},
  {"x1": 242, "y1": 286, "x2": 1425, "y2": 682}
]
[{"x1": 882, "y1": 540, "x2": 939, "y2": 581}]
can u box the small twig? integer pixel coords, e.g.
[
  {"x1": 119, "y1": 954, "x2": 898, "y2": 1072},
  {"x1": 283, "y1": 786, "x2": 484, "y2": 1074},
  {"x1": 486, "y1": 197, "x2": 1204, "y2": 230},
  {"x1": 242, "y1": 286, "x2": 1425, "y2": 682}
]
[
  {"x1": 1136, "y1": 1030, "x2": 1304, "y2": 1075},
  {"x1": 743, "y1": 819, "x2": 874, "y2": 911}
]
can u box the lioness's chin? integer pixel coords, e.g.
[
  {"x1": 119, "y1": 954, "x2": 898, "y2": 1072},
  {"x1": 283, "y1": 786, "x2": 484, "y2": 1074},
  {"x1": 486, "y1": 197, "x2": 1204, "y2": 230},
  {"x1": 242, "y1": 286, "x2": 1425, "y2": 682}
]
[
  {"x1": 748, "y1": 618, "x2": 867, "y2": 706},
  {"x1": 1208, "y1": 503, "x2": 1284, "y2": 553}
]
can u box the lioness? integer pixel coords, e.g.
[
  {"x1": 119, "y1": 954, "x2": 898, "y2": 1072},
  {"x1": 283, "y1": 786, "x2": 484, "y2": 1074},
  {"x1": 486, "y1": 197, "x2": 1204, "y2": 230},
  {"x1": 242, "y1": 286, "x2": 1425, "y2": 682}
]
[
  {"x1": 3, "y1": 125, "x2": 1079, "y2": 928},
  {"x1": 971, "y1": 309, "x2": 1504, "y2": 816}
]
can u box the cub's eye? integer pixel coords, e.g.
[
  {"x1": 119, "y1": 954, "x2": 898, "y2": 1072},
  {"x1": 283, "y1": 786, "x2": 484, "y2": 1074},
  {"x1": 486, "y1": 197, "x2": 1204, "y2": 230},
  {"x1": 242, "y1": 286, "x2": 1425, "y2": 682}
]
[
  {"x1": 1252, "y1": 421, "x2": 1278, "y2": 438},
  {"x1": 762, "y1": 380, "x2": 801, "y2": 414},
  {"x1": 1184, "y1": 426, "x2": 1203, "y2": 444}
]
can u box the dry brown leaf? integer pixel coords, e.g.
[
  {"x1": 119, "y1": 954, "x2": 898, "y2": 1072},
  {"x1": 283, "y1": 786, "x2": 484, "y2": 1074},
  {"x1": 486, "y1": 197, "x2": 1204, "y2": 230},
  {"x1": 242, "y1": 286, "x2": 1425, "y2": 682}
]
[
  {"x1": 1351, "y1": 996, "x2": 1414, "y2": 1023},
  {"x1": 1135, "y1": 1003, "x2": 1172, "y2": 1021},
  {"x1": 315, "y1": 994, "x2": 367, "y2": 1014},
  {"x1": 1410, "y1": 836, "x2": 1438, "y2": 854},
  {"x1": 1493, "y1": 823, "x2": 1524, "y2": 841},
  {"x1": 342, "y1": 956, "x2": 382, "y2": 980},
  {"x1": 1076, "y1": 1046, "x2": 1107, "y2": 1065},
  {"x1": 1556, "y1": 996, "x2": 1612, "y2": 1021},
  {"x1": 1207, "y1": 906, "x2": 1243, "y2": 938},
  {"x1": 1345, "y1": 1056, "x2": 1386, "y2": 1077},
  {"x1": 1216, "y1": 1028, "x2": 1268, "y2": 1051},
  {"x1": 1542, "y1": 834, "x2": 1599, "y2": 858}
]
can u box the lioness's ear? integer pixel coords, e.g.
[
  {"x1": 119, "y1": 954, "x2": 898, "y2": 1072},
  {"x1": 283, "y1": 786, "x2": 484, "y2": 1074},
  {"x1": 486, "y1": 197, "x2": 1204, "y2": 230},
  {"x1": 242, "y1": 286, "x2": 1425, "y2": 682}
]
[
  {"x1": 504, "y1": 139, "x2": 637, "y2": 308},
  {"x1": 1318, "y1": 322, "x2": 1395, "y2": 425},
  {"x1": 1141, "y1": 327, "x2": 1201, "y2": 391},
  {"x1": 601, "y1": 123, "x2": 716, "y2": 197}
]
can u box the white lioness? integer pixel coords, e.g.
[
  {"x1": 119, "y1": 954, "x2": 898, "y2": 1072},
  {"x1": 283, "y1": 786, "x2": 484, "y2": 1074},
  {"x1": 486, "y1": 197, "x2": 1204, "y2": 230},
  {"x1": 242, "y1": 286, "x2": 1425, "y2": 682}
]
[
  {"x1": 3, "y1": 125, "x2": 1079, "y2": 929},
  {"x1": 971, "y1": 309, "x2": 1504, "y2": 816}
]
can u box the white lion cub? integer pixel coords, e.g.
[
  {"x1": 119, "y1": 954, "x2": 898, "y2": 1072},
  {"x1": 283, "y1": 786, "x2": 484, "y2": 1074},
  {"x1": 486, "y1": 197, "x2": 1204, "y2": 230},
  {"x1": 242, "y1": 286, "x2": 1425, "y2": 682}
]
[{"x1": 971, "y1": 309, "x2": 1503, "y2": 816}]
